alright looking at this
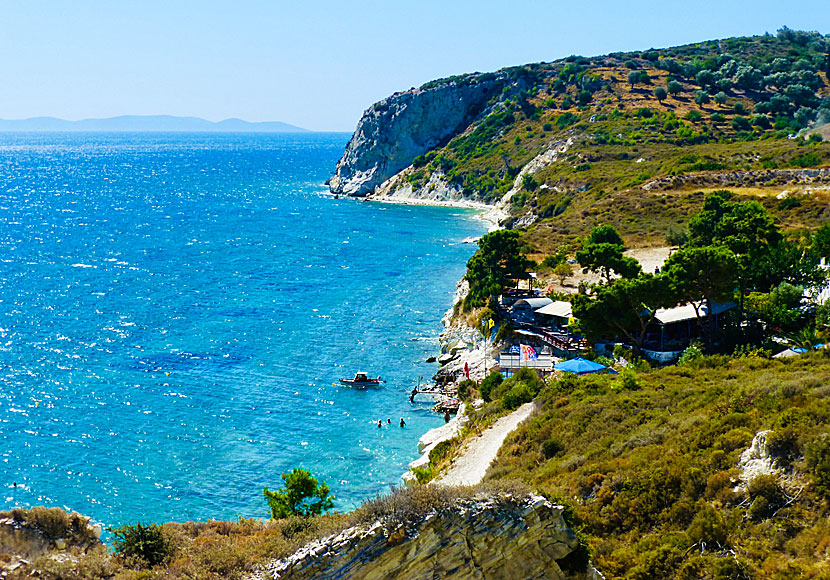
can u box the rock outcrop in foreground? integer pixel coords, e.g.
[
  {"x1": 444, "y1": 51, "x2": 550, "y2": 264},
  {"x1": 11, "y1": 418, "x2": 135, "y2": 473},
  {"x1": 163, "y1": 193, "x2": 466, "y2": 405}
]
[
  {"x1": 258, "y1": 494, "x2": 599, "y2": 580},
  {"x1": 328, "y1": 74, "x2": 505, "y2": 197}
]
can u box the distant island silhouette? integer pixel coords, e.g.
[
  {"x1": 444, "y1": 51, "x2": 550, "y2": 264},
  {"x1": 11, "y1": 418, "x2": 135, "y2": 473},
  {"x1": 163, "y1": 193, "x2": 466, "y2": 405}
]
[{"x1": 0, "y1": 115, "x2": 308, "y2": 132}]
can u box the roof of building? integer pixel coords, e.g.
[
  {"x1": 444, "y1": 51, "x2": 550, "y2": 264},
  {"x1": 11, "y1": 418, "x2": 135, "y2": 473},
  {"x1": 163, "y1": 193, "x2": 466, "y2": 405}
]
[
  {"x1": 513, "y1": 297, "x2": 554, "y2": 310},
  {"x1": 535, "y1": 300, "x2": 573, "y2": 319},
  {"x1": 654, "y1": 301, "x2": 736, "y2": 325}
]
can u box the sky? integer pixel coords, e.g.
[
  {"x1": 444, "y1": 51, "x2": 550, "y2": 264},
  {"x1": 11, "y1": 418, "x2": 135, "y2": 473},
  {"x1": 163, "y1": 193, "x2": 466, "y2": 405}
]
[{"x1": 0, "y1": 1, "x2": 829, "y2": 131}]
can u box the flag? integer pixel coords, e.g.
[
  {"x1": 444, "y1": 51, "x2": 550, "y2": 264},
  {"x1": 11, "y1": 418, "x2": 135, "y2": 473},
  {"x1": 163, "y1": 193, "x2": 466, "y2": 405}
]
[
  {"x1": 510, "y1": 345, "x2": 521, "y2": 354},
  {"x1": 520, "y1": 344, "x2": 538, "y2": 361},
  {"x1": 487, "y1": 319, "x2": 495, "y2": 331}
]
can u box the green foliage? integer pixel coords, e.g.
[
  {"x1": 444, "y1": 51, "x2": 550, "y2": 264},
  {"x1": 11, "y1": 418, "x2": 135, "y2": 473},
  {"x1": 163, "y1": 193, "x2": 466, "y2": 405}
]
[
  {"x1": 465, "y1": 230, "x2": 534, "y2": 307},
  {"x1": 541, "y1": 437, "x2": 565, "y2": 459},
  {"x1": 806, "y1": 436, "x2": 830, "y2": 498},
  {"x1": 586, "y1": 224, "x2": 625, "y2": 247},
  {"x1": 575, "y1": 243, "x2": 641, "y2": 283},
  {"x1": 677, "y1": 342, "x2": 705, "y2": 365},
  {"x1": 666, "y1": 80, "x2": 684, "y2": 96},
  {"x1": 457, "y1": 378, "x2": 476, "y2": 401},
  {"x1": 653, "y1": 86, "x2": 667, "y2": 101},
  {"x1": 490, "y1": 367, "x2": 545, "y2": 409},
  {"x1": 263, "y1": 468, "x2": 334, "y2": 519},
  {"x1": 573, "y1": 273, "x2": 676, "y2": 351},
  {"x1": 553, "y1": 262, "x2": 574, "y2": 285},
  {"x1": 686, "y1": 505, "x2": 728, "y2": 546},
  {"x1": 479, "y1": 371, "x2": 504, "y2": 402},
  {"x1": 111, "y1": 522, "x2": 170, "y2": 567},
  {"x1": 521, "y1": 173, "x2": 539, "y2": 191}
]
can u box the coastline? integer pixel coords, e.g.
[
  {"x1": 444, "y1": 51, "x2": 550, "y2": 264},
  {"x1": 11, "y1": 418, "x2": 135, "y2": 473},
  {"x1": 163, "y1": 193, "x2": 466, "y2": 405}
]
[
  {"x1": 361, "y1": 188, "x2": 515, "y2": 484},
  {"x1": 364, "y1": 194, "x2": 507, "y2": 232}
]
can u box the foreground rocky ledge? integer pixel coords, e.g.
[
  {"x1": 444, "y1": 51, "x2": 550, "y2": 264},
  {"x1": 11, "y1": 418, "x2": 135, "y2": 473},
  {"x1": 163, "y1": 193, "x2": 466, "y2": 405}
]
[{"x1": 255, "y1": 493, "x2": 599, "y2": 580}]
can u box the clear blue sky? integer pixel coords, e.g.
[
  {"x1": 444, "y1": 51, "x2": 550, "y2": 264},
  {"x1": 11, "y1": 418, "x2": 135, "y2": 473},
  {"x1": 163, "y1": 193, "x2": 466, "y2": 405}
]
[{"x1": 1, "y1": 1, "x2": 828, "y2": 131}]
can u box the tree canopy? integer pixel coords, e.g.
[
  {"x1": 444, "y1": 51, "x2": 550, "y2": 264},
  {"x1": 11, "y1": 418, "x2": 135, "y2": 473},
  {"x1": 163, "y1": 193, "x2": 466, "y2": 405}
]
[
  {"x1": 576, "y1": 243, "x2": 641, "y2": 283},
  {"x1": 465, "y1": 230, "x2": 534, "y2": 307},
  {"x1": 263, "y1": 468, "x2": 334, "y2": 519},
  {"x1": 573, "y1": 274, "x2": 677, "y2": 353}
]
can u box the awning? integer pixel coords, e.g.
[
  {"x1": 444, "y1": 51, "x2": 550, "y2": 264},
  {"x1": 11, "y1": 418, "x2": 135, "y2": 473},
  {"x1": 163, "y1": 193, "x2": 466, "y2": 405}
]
[{"x1": 513, "y1": 297, "x2": 554, "y2": 310}]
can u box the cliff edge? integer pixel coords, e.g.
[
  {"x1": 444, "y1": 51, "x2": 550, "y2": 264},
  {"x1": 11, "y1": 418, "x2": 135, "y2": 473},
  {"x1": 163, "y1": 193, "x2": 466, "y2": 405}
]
[
  {"x1": 328, "y1": 74, "x2": 506, "y2": 197},
  {"x1": 256, "y1": 493, "x2": 599, "y2": 580}
]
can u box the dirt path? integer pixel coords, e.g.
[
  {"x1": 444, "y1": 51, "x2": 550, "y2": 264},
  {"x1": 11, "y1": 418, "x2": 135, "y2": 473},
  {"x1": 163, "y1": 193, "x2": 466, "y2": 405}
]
[{"x1": 433, "y1": 402, "x2": 535, "y2": 487}]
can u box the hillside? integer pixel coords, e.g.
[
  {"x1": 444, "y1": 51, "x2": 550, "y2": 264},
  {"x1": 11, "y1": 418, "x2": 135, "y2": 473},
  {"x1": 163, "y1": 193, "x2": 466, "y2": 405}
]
[
  {"x1": 481, "y1": 352, "x2": 830, "y2": 579},
  {"x1": 331, "y1": 28, "x2": 830, "y2": 252}
]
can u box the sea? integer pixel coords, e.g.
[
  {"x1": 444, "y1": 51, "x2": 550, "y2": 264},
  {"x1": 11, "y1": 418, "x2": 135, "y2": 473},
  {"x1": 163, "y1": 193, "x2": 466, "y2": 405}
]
[{"x1": 0, "y1": 132, "x2": 487, "y2": 529}]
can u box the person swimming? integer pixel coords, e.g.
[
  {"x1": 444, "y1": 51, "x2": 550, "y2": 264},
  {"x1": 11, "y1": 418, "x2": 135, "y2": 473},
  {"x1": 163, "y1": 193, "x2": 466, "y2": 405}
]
[
  {"x1": 400, "y1": 417, "x2": 406, "y2": 427},
  {"x1": 377, "y1": 420, "x2": 382, "y2": 428}
]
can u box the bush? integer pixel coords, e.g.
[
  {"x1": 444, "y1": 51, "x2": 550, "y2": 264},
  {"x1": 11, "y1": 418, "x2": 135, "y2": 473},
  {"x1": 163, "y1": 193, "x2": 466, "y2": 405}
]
[
  {"x1": 480, "y1": 371, "x2": 504, "y2": 402},
  {"x1": 111, "y1": 522, "x2": 170, "y2": 567},
  {"x1": 678, "y1": 343, "x2": 704, "y2": 365},
  {"x1": 747, "y1": 474, "x2": 784, "y2": 520},
  {"x1": 502, "y1": 382, "x2": 534, "y2": 410},
  {"x1": 541, "y1": 437, "x2": 565, "y2": 459},
  {"x1": 686, "y1": 505, "x2": 728, "y2": 546},
  {"x1": 458, "y1": 379, "x2": 476, "y2": 401},
  {"x1": 805, "y1": 436, "x2": 830, "y2": 498}
]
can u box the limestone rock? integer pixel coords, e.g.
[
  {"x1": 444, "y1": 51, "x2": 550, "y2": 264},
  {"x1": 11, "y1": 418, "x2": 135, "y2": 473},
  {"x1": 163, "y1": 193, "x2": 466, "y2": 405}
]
[
  {"x1": 329, "y1": 75, "x2": 507, "y2": 197},
  {"x1": 257, "y1": 494, "x2": 596, "y2": 580}
]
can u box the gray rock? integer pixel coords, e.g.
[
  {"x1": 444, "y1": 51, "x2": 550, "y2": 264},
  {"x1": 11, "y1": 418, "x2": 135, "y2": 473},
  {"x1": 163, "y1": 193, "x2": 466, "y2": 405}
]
[{"x1": 329, "y1": 75, "x2": 507, "y2": 197}]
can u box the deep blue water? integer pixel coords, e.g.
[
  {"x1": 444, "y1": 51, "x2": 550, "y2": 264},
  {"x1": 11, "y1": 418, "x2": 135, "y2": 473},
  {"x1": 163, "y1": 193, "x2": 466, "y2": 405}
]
[{"x1": 0, "y1": 132, "x2": 486, "y2": 528}]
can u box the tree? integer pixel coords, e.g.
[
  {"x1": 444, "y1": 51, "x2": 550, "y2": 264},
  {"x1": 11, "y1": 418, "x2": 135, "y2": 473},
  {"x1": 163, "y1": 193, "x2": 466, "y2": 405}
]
[
  {"x1": 628, "y1": 70, "x2": 649, "y2": 87},
  {"x1": 732, "y1": 115, "x2": 751, "y2": 131},
  {"x1": 572, "y1": 274, "x2": 677, "y2": 354},
  {"x1": 696, "y1": 70, "x2": 716, "y2": 89},
  {"x1": 554, "y1": 262, "x2": 574, "y2": 286},
  {"x1": 745, "y1": 282, "x2": 804, "y2": 333},
  {"x1": 714, "y1": 91, "x2": 728, "y2": 106},
  {"x1": 586, "y1": 224, "x2": 625, "y2": 247},
  {"x1": 654, "y1": 86, "x2": 668, "y2": 102},
  {"x1": 813, "y1": 224, "x2": 830, "y2": 260},
  {"x1": 465, "y1": 230, "x2": 534, "y2": 307},
  {"x1": 695, "y1": 91, "x2": 711, "y2": 107},
  {"x1": 664, "y1": 245, "x2": 738, "y2": 347},
  {"x1": 263, "y1": 468, "x2": 334, "y2": 519},
  {"x1": 667, "y1": 80, "x2": 684, "y2": 97},
  {"x1": 575, "y1": 243, "x2": 641, "y2": 283}
]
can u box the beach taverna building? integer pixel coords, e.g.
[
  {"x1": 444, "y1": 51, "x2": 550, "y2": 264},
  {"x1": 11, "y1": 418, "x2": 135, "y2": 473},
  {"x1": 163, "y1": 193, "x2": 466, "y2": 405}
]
[{"x1": 640, "y1": 301, "x2": 737, "y2": 362}]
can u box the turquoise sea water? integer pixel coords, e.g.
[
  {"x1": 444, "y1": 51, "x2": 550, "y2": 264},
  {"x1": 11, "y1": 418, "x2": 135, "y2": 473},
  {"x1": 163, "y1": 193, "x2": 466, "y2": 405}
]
[{"x1": 0, "y1": 132, "x2": 486, "y2": 528}]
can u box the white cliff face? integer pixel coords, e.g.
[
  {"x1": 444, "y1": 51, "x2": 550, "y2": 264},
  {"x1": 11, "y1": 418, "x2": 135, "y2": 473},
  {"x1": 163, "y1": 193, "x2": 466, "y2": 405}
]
[
  {"x1": 255, "y1": 494, "x2": 598, "y2": 580},
  {"x1": 329, "y1": 75, "x2": 506, "y2": 197}
]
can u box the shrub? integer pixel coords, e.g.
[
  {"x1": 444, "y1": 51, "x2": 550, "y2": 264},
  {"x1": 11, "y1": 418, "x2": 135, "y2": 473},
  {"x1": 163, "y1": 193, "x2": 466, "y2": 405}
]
[
  {"x1": 685, "y1": 110, "x2": 703, "y2": 122},
  {"x1": 111, "y1": 522, "x2": 170, "y2": 567},
  {"x1": 678, "y1": 343, "x2": 704, "y2": 365},
  {"x1": 458, "y1": 379, "x2": 476, "y2": 401},
  {"x1": 747, "y1": 474, "x2": 784, "y2": 519},
  {"x1": 541, "y1": 437, "x2": 565, "y2": 459},
  {"x1": 502, "y1": 382, "x2": 534, "y2": 410},
  {"x1": 686, "y1": 505, "x2": 728, "y2": 546},
  {"x1": 806, "y1": 436, "x2": 830, "y2": 498},
  {"x1": 480, "y1": 371, "x2": 504, "y2": 402}
]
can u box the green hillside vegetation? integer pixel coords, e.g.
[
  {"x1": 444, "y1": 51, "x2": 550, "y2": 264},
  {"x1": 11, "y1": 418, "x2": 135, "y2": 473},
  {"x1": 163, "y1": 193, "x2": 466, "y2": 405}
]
[
  {"x1": 484, "y1": 352, "x2": 830, "y2": 580},
  {"x1": 406, "y1": 28, "x2": 830, "y2": 251}
]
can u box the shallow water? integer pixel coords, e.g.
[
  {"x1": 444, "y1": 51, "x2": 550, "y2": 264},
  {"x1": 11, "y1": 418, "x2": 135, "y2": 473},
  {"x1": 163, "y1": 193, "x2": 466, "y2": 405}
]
[{"x1": 0, "y1": 132, "x2": 486, "y2": 527}]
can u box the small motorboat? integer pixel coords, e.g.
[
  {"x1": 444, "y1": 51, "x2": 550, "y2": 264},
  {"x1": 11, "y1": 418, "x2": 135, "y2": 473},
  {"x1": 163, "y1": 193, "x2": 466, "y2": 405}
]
[{"x1": 339, "y1": 371, "x2": 384, "y2": 387}]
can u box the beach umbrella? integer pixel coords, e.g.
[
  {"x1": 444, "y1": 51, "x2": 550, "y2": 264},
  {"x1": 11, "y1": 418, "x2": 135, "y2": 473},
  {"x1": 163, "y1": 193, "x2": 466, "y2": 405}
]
[{"x1": 554, "y1": 356, "x2": 608, "y2": 375}]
